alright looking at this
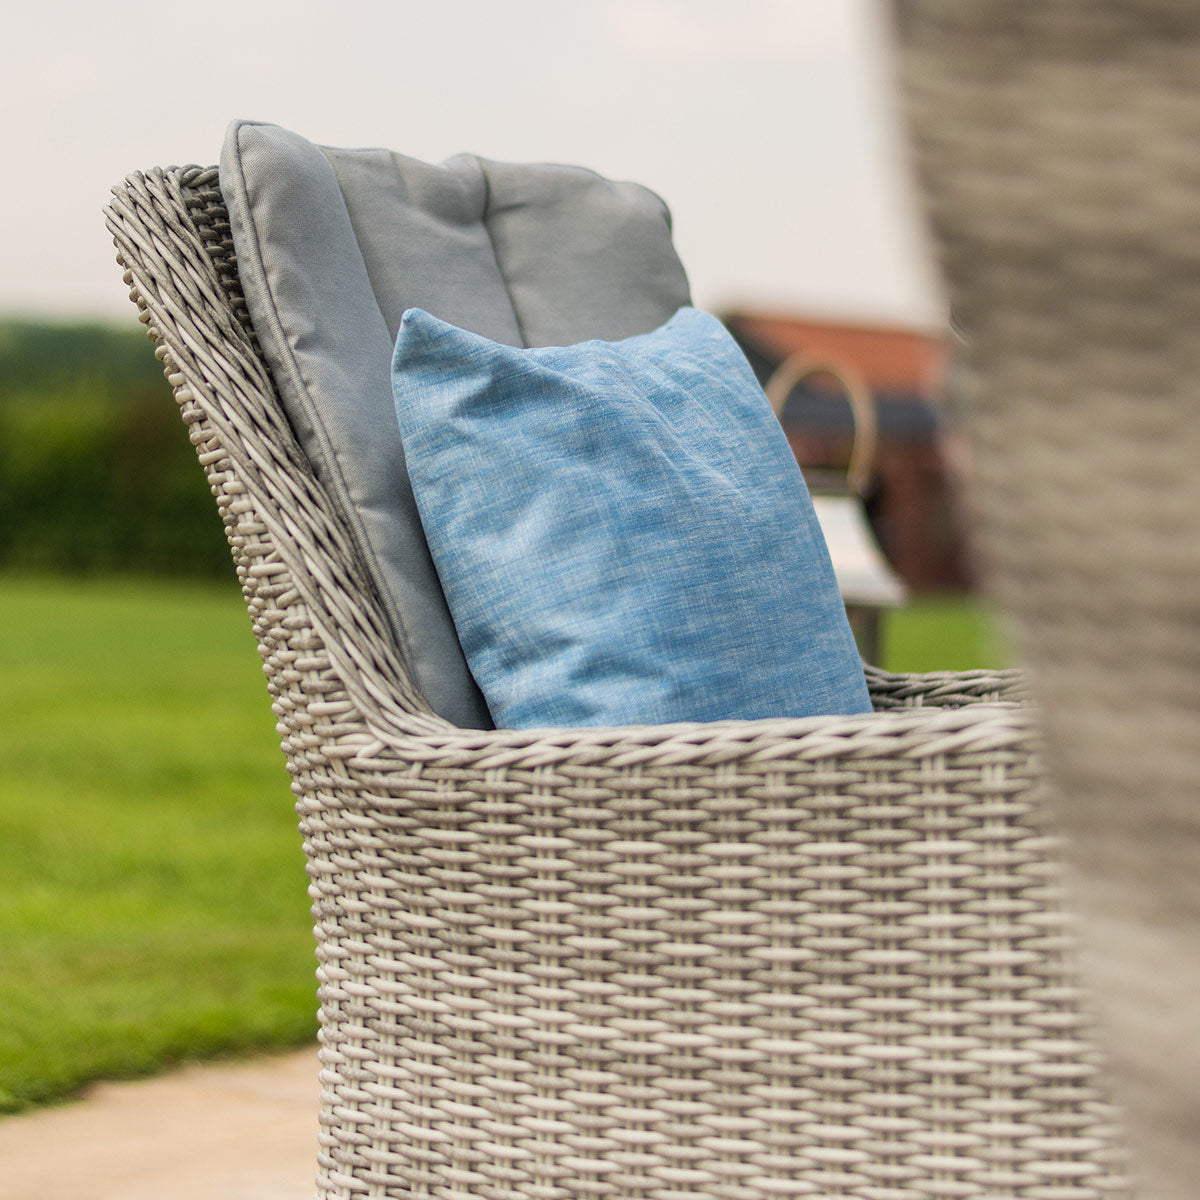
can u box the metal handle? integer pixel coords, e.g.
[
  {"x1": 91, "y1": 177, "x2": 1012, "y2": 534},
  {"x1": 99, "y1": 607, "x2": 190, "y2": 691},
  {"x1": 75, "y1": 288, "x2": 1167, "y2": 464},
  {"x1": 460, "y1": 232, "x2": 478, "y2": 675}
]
[{"x1": 764, "y1": 353, "x2": 878, "y2": 497}]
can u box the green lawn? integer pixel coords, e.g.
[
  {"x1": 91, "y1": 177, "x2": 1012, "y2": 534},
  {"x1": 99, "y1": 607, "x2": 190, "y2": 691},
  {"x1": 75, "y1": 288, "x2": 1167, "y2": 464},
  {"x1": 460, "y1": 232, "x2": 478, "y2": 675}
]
[
  {"x1": 0, "y1": 573, "x2": 315, "y2": 1113},
  {"x1": 880, "y1": 594, "x2": 1011, "y2": 675},
  {"x1": 0, "y1": 573, "x2": 1006, "y2": 1113}
]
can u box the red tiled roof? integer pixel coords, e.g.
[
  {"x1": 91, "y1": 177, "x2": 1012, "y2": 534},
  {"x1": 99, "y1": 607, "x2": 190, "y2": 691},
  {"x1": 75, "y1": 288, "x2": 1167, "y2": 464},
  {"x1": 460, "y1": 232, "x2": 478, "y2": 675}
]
[{"x1": 725, "y1": 310, "x2": 950, "y2": 396}]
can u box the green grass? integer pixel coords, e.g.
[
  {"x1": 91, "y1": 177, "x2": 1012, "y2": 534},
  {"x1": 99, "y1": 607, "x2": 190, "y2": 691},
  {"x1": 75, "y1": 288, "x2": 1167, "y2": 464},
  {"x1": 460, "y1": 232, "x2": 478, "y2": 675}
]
[
  {"x1": 882, "y1": 594, "x2": 1010, "y2": 674},
  {"x1": 0, "y1": 573, "x2": 1007, "y2": 1114},
  {"x1": 0, "y1": 573, "x2": 315, "y2": 1113}
]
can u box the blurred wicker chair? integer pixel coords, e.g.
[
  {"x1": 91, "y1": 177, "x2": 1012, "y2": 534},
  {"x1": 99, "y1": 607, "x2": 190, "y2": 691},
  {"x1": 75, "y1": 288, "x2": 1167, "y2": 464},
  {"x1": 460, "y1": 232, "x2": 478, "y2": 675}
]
[
  {"x1": 104, "y1": 164, "x2": 1126, "y2": 1199},
  {"x1": 898, "y1": 4, "x2": 1200, "y2": 1196}
]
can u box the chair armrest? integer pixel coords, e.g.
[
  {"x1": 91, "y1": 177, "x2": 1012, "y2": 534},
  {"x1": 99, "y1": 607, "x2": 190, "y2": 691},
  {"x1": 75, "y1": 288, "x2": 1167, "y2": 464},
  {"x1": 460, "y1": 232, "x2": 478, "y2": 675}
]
[{"x1": 864, "y1": 662, "x2": 1030, "y2": 709}]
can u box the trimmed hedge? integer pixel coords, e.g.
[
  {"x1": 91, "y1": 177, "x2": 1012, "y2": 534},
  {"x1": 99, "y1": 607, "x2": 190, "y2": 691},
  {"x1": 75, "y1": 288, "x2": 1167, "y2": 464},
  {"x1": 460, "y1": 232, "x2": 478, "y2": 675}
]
[{"x1": 0, "y1": 321, "x2": 232, "y2": 576}]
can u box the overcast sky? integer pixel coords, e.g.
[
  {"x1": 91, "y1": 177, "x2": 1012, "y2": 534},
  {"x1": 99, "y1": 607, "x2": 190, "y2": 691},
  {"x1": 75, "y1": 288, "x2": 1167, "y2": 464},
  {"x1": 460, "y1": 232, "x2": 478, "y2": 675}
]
[{"x1": 1, "y1": 0, "x2": 943, "y2": 328}]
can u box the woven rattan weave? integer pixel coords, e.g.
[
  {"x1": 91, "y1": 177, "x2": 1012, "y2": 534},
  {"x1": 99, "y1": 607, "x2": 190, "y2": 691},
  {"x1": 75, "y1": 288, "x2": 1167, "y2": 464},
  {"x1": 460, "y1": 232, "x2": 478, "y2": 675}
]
[
  {"x1": 897, "y1": 5, "x2": 1200, "y2": 1196},
  {"x1": 105, "y1": 165, "x2": 1127, "y2": 1199}
]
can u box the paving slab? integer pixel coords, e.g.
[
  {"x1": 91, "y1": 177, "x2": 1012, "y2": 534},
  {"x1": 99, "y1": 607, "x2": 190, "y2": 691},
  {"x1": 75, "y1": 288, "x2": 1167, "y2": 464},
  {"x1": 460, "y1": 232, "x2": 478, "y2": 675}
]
[{"x1": 0, "y1": 1049, "x2": 318, "y2": 1200}]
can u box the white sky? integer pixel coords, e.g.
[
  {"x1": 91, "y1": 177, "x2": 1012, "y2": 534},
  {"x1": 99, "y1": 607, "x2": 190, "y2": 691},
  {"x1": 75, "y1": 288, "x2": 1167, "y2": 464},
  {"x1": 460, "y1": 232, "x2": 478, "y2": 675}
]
[{"x1": 0, "y1": 0, "x2": 944, "y2": 328}]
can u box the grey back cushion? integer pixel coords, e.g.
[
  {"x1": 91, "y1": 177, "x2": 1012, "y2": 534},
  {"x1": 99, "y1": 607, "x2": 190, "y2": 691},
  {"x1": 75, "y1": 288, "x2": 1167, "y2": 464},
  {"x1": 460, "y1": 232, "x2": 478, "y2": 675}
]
[{"x1": 220, "y1": 120, "x2": 691, "y2": 728}]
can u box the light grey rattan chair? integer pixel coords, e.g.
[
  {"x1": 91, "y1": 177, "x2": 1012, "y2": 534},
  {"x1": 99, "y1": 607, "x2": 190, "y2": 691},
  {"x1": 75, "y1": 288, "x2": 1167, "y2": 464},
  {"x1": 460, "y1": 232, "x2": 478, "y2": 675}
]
[{"x1": 105, "y1": 165, "x2": 1128, "y2": 1198}]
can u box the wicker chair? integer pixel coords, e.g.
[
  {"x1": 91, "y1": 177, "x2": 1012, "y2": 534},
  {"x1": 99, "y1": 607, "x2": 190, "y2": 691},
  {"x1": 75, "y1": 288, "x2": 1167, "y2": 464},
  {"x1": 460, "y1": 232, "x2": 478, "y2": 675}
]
[
  {"x1": 897, "y1": 5, "x2": 1200, "y2": 1196},
  {"x1": 104, "y1": 165, "x2": 1127, "y2": 1199}
]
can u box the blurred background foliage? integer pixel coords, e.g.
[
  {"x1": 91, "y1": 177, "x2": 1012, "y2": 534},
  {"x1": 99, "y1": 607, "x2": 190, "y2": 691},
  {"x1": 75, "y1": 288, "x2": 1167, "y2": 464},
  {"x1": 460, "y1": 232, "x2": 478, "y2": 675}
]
[{"x1": 0, "y1": 321, "x2": 230, "y2": 576}]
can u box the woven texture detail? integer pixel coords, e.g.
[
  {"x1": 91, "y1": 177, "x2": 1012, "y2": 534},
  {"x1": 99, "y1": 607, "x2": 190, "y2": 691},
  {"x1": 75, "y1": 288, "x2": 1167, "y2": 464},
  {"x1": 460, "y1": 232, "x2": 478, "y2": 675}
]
[
  {"x1": 897, "y1": 5, "x2": 1200, "y2": 1196},
  {"x1": 105, "y1": 165, "x2": 1127, "y2": 1198}
]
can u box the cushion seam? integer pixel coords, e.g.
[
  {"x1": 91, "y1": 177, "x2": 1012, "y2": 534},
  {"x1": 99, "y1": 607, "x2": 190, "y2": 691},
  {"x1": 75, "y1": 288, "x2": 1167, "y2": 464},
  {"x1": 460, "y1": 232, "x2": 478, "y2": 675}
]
[{"x1": 472, "y1": 156, "x2": 530, "y2": 348}]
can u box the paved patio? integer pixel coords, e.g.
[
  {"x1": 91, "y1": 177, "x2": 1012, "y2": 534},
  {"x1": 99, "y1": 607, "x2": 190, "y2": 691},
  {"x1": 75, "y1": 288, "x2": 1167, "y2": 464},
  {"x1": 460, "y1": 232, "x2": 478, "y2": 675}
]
[{"x1": 0, "y1": 1049, "x2": 318, "y2": 1200}]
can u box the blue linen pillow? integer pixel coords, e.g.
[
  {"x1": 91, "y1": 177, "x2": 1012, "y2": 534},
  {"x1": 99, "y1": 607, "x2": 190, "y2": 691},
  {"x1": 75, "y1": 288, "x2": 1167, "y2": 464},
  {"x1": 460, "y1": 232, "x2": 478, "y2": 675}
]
[{"x1": 391, "y1": 305, "x2": 872, "y2": 728}]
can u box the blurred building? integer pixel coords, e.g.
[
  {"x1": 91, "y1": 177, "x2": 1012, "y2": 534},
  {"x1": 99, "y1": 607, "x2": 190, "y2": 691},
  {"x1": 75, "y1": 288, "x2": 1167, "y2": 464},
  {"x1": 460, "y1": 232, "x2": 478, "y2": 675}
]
[{"x1": 723, "y1": 309, "x2": 972, "y2": 592}]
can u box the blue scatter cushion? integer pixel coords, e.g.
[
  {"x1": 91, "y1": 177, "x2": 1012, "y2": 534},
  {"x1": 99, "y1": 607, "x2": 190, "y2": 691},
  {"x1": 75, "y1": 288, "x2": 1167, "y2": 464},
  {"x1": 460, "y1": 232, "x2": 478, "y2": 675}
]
[{"x1": 391, "y1": 305, "x2": 872, "y2": 728}]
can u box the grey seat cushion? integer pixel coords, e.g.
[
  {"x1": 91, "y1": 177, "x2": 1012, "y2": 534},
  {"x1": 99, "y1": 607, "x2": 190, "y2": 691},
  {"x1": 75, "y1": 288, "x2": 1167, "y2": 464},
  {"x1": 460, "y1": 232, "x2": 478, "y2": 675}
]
[{"x1": 219, "y1": 120, "x2": 691, "y2": 728}]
